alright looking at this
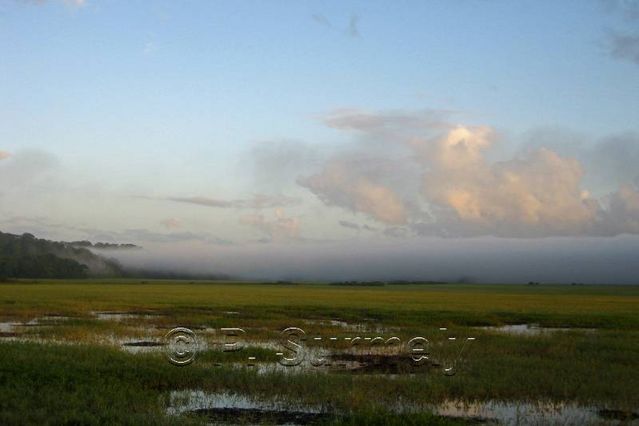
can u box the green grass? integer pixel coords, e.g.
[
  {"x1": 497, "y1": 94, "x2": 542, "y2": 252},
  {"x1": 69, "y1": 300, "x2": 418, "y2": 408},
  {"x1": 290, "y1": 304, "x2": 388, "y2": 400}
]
[
  {"x1": 0, "y1": 341, "x2": 473, "y2": 425},
  {"x1": 1, "y1": 280, "x2": 638, "y2": 424},
  {"x1": 2, "y1": 280, "x2": 639, "y2": 329}
]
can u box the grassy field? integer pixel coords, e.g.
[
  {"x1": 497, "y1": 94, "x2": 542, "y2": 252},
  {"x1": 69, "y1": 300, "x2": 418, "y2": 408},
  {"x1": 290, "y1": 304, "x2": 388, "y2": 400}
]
[{"x1": 1, "y1": 280, "x2": 638, "y2": 424}]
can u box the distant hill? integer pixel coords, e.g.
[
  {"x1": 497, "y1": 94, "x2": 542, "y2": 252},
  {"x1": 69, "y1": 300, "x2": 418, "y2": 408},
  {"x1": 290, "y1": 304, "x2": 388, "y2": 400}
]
[{"x1": 0, "y1": 231, "x2": 123, "y2": 279}]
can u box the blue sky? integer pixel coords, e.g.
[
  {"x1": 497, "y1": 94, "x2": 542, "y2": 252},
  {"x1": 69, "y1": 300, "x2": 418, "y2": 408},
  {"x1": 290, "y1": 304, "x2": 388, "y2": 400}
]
[
  {"x1": 1, "y1": 0, "x2": 639, "y2": 281},
  {"x1": 2, "y1": 1, "x2": 637, "y2": 157}
]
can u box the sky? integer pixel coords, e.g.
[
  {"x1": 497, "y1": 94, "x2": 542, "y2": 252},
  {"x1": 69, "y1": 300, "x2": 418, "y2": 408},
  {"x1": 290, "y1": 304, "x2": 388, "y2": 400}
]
[{"x1": 1, "y1": 0, "x2": 639, "y2": 282}]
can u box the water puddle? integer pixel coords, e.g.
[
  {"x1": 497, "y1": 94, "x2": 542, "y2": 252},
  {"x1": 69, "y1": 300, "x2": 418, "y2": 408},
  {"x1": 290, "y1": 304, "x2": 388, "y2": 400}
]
[
  {"x1": 0, "y1": 321, "x2": 20, "y2": 333},
  {"x1": 303, "y1": 319, "x2": 396, "y2": 333},
  {"x1": 121, "y1": 340, "x2": 167, "y2": 354},
  {"x1": 92, "y1": 311, "x2": 164, "y2": 321},
  {"x1": 167, "y1": 390, "x2": 329, "y2": 424},
  {"x1": 167, "y1": 390, "x2": 313, "y2": 414},
  {"x1": 0, "y1": 321, "x2": 21, "y2": 338},
  {"x1": 0, "y1": 316, "x2": 73, "y2": 338},
  {"x1": 429, "y1": 400, "x2": 634, "y2": 425},
  {"x1": 477, "y1": 324, "x2": 596, "y2": 336},
  {"x1": 22, "y1": 316, "x2": 74, "y2": 326},
  {"x1": 167, "y1": 391, "x2": 638, "y2": 425}
]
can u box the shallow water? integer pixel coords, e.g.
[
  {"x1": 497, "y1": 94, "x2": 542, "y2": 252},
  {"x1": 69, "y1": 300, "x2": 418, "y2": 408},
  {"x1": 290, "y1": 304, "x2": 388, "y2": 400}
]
[
  {"x1": 166, "y1": 390, "x2": 322, "y2": 416},
  {"x1": 0, "y1": 321, "x2": 19, "y2": 333},
  {"x1": 0, "y1": 316, "x2": 73, "y2": 338},
  {"x1": 429, "y1": 400, "x2": 622, "y2": 425},
  {"x1": 166, "y1": 390, "x2": 637, "y2": 425},
  {"x1": 477, "y1": 324, "x2": 596, "y2": 336},
  {"x1": 92, "y1": 311, "x2": 163, "y2": 321},
  {"x1": 302, "y1": 318, "x2": 396, "y2": 334}
]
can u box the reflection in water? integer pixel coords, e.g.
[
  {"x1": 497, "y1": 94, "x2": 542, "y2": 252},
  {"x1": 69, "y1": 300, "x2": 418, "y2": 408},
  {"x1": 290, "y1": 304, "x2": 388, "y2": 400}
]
[
  {"x1": 477, "y1": 324, "x2": 596, "y2": 336},
  {"x1": 92, "y1": 311, "x2": 163, "y2": 321},
  {"x1": 166, "y1": 390, "x2": 321, "y2": 416},
  {"x1": 167, "y1": 390, "x2": 632, "y2": 425},
  {"x1": 431, "y1": 400, "x2": 612, "y2": 426}
]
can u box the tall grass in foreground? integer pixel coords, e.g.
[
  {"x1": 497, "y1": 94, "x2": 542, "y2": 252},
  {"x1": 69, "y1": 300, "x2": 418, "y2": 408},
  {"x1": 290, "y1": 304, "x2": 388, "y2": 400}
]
[
  {"x1": 1, "y1": 336, "x2": 637, "y2": 424},
  {"x1": 1, "y1": 342, "x2": 474, "y2": 425}
]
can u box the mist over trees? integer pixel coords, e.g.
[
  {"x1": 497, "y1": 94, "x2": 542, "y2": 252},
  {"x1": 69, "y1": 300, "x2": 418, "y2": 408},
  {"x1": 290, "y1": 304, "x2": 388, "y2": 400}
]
[
  {"x1": 0, "y1": 231, "x2": 231, "y2": 281},
  {"x1": 0, "y1": 231, "x2": 122, "y2": 279}
]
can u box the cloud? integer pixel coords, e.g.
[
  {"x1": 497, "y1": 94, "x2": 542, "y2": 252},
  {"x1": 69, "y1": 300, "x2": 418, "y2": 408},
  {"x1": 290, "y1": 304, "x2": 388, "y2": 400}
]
[
  {"x1": 587, "y1": 132, "x2": 639, "y2": 188},
  {"x1": 312, "y1": 14, "x2": 332, "y2": 28},
  {"x1": 0, "y1": 151, "x2": 10, "y2": 160},
  {"x1": 103, "y1": 228, "x2": 232, "y2": 245},
  {"x1": 298, "y1": 158, "x2": 409, "y2": 225},
  {"x1": 338, "y1": 220, "x2": 360, "y2": 230},
  {"x1": 22, "y1": 0, "x2": 86, "y2": 7},
  {"x1": 601, "y1": 1, "x2": 639, "y2": 65},
  {"x1": 321, "y1": 108, "x2": 449, "y2": 133},
  {"x1": 240, "y1": 209, "x2": 300, "y2": 242},
  {"x1": 606, "y1": 183, "x2": 639, "y2": 234},
  {"x1": 160, "y1": 218, "x2": 181, "y2": 229},
  {"x1": 297, "y1": 108, "x2": 639, "y2": 237},
  {"x1": 168, "y1": 194, "x2": 300, "y2": 209},
  {"x1": 383, "y1": 227, "x2": 409, "y2": 238},
  {"x1": 0, "y1": 215, "x2": 69, "y2": 240},
  {"x1": 311, "y1": 13, "x2": 361, "y2": 38},
  {"x1": 608, "y1": 32, "x2": 639, "y2": 64},
  {"x1": 347, "y1": 14, "x2": 360, "y2": 38},
  {"x1": 420, "y1": 128, "x2": 602, "y2": 236},
  {"x1": 0, "y1": 216, "x2": 231, "y2": 246},
  {"x1": 602, "y1": 0, "x2": 639, "y2": 21},
  {"x1": 297, "y1": 109, "x2": 447, "y2": 225},
  {"x1": 338, "y1": 220, "x2": 376, "y2": 231},
  {"x1": 0, "y1": 149, "x2": 60, "y2": 190},
  {"x1": 247, "y1": 139, "x2": 322, "y2": 189},
  {"x1": 518, "y1": 129, "x2": 639, "y2": 192}
]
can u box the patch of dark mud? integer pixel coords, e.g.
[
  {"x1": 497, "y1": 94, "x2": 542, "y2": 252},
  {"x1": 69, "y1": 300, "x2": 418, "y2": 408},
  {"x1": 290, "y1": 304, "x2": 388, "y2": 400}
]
[
  {"x1": 598, "y1": 409, "x2": 639, "y2": 421},
  {"x1": 187, "y1": 407, "x2": 331, "y2": 424},
  {"x1": 328, "y1": 353, "x2": 432, "y2": 374},
  {"x1": 122, "y1": 341, "x2": 166, "y2": 347},
  {"x1": 188, "y1": 407, "x2": 492, "y2": 425},
  {"x1": 0, "y1": 331, "x2": 19, "y2": 337},
  {"x1": 155, "y1": 324, "x2": 209, "y2": 330}
]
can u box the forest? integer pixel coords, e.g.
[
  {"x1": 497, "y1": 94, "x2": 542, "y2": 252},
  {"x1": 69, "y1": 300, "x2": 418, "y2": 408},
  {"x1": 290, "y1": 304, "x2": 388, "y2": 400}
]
[{"x1": 0, "y1": 231, "x2": 122, "y2": 279}]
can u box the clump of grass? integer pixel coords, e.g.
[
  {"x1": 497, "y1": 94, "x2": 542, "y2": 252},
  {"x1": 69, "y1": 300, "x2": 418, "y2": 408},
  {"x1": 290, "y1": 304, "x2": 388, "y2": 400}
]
[{"x1": 0, "y1": 342, "x2": 200, "y2": 425}]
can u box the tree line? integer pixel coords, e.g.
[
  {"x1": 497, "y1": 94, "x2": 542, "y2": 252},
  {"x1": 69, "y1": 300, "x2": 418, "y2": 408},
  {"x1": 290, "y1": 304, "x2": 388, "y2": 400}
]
[{"x1": 0, "y1": 231, "x2": 122, "y2": 279}]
